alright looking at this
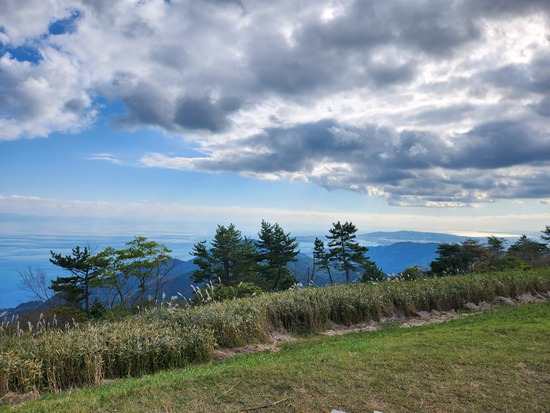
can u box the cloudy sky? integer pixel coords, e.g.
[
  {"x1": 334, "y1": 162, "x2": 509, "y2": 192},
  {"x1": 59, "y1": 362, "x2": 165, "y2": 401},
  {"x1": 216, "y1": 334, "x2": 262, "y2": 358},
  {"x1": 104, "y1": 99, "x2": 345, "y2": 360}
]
[{"x1": 1, "y1": 0, "x2": 550, "y2": 237}]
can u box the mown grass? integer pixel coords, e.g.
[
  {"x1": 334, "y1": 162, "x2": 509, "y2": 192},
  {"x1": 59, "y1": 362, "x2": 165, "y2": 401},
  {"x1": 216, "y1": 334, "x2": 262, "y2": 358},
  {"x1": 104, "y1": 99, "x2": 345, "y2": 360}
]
[
  {"x1": 1, "y1": 269, "x2": 549, "y2": 398},
  {"x1": 2, "y1": 301, "x2": 549, "y2": 412}
]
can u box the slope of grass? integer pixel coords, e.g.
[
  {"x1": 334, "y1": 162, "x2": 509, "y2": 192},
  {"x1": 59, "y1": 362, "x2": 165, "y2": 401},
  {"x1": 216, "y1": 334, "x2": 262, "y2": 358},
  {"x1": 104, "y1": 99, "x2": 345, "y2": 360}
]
[{"x1": 2, "y1": 302, "x2": 549, "y2": 412}]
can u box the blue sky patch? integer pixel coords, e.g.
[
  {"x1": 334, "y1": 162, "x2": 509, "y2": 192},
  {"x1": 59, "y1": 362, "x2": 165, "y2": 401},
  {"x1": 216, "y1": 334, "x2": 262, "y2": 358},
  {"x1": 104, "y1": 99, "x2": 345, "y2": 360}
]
[
  {"x1": 48, "y1": 10, "x2": 81, "y2": 35},
  {"x1": 0, "y1": 44, "x2": 42, "y2": 64}
]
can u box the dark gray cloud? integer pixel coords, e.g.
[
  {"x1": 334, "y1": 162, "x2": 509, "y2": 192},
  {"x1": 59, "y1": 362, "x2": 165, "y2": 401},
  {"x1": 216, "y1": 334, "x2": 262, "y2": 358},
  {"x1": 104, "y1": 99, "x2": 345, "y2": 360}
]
[
  {"x1": 155, "y1": 118, "x2": 550, "y2": 205},
  {"x1": 247, "y1": 0, "x2": 482, "y2": 97},
  {"x1": 107, "y1": 76, "x2": 173, "y2": 130},
  {"x1": 449, "y1": 121, "x2": 550, "y2": 169},
  {"x1": 461, "y1": 0, "x2": 550, "y2": 17},
  {"x1": 535, "y1": 97, "x2": 550, "y2": 117},
  {"x1": 298, "y1": 0, "x2": 481, "y2": 55},
  {"x1": 174, "y1": 94, "x2": 241, "y2": 133}
]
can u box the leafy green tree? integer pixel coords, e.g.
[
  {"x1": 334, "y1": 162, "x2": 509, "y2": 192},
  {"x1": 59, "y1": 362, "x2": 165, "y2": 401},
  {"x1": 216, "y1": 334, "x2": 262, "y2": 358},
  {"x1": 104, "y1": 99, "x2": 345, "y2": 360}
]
[
  {"x1": 49, "y1": 246, "x2": 104, "y2": 318},
  {"x1": 233, "y1": 237, "x2": 261, "y2": 285},
  {"x1": 211, "y1": 224, "x2": 249, "y2": 285},
  {"x1": 256, "y1": 220, "x2": 300, "y2": 290},
  {"x1": 95, "y1": 237, "x2": 174, "y2": 311},
  {"x1": 477, "y1": 236, "x2": 508, "y2": 271},
  {"x1": 460, "y1": 239, "x2": 488, "y2": 271},
  {"x1": 93, "y1": 246, "x2": 132, "y2": 310},
  {"x1": 487, "y1": 236, "x2": 506, "y2": 257},
  {"x1": 49, "y1": 274, "x2": 84, "y2": 312},
  {"x1": 190, "y1": 240, "x2": 215, "y2": 284},
  {"x1": 119, "y1": 236, "x2": 173, "y2": 307},
  {"x1": 430, "y1": 239, "x2": 490, "y2": 276},
  {"x1": 326, "y1": 221, "x2": 373, "y2": 284},
  {"x1": 360, "y1": 260, "x2": 385, "y2": 282}
]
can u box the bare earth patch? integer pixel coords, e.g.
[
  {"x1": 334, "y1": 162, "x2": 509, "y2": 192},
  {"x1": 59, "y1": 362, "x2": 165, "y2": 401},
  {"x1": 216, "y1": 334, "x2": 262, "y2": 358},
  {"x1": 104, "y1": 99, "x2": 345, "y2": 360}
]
[
  {"x1": 212, "y1": 331, "x2": 295, "y2": 360},
  {"x1": 0, "y1": 390, "x2": 40, "y2": 406}
]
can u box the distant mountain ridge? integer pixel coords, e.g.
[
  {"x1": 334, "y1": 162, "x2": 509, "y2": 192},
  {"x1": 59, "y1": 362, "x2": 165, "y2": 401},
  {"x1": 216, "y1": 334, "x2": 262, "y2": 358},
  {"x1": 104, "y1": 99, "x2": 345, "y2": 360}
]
[{"x1": 357, "y1": 230, "x2": 482, "y2": 246}]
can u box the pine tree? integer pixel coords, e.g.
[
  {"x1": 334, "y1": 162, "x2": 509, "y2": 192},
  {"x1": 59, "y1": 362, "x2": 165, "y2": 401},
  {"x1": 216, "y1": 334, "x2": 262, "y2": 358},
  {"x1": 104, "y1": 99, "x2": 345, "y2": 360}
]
[
  {"x1": 256, "y1": 220, "x2": 300, "y2": 290},
  {"x1": 326, "y1": 221, "x2": 373, "y2": 284},
  {"x1": 313, "y1": 237, "x2": 334, "y2": 285},
  {"x1": 506, "y1": 235, "x2": 549, "y2": 267},
  {"x1": 50, "y1": 246, "x2": 102, "y2": 318},
  {"x1": 191, "y1": 224, "x2": 257, "y2": 286}
]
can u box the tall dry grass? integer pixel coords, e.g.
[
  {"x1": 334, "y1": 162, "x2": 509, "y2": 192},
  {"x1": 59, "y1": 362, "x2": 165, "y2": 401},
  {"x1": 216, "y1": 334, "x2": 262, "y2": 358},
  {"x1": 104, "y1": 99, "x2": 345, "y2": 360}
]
[{"x1": 1, "y1": 268, "x2": 549, "y2": 397}]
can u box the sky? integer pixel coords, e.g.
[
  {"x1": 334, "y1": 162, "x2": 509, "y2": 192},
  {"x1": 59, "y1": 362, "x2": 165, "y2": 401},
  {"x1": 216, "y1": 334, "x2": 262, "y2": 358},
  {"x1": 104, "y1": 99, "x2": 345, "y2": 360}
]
[{"x1": 1, "y1": 0, "x2": 550, "y2": 238}]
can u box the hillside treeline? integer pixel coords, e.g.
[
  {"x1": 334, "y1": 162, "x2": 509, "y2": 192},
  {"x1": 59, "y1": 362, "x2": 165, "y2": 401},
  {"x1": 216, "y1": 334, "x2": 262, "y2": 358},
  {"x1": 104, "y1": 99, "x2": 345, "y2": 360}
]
[
  {"x1": 15, "y1": 223, "x2": 550, "y2": 321},
  {"x1": 17, "y1": 220, "x2": 381, "y2": 320},
  {"x1": 428, "y1": 228, "x2": 550, "y2": 276}
]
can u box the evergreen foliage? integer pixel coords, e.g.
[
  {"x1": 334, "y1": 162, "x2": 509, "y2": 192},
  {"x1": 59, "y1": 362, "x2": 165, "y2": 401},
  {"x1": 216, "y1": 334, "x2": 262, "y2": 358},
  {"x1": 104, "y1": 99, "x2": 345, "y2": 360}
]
[
  {"x1": 326, "y1": 221, "x2": 379, "y2": 283},
  {"x1": 49, "y1": 246, "x2": 103, "y2": 318},
  {"x1": 313, "y1": 237, "x2": 333, "y2": 285},
  {"x1": 429, "y1": 229, "x2": 550, "y2": 276},
  {"x1": 256, "y1": 220, "x2": 300, "y2": 290},
  {"x1": 191, "y1": 224, "x2": 253, "y2": 285},
  {"x1": 190, "y1": 221, "x2": 299, "y2": 292}
]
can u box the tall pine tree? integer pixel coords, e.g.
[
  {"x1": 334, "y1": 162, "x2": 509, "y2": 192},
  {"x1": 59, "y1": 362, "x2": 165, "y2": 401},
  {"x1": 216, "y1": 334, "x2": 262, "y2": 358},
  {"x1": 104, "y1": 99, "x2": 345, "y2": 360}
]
[
  {"x1": 326, "y1": 221, "x2": 377, "y2": 284},
  {"x1": 313, "y1": 237, "x2": 334, "y2": 285},
  {"x1": 256, "y1": 220, "x2": 300, "y2": 290},
  {"x1": 50, "y1": 246, "x2": 103, "y2": 318},
  {"x1": 191, "y1": 224, "x2": 257, "y2": 286}
]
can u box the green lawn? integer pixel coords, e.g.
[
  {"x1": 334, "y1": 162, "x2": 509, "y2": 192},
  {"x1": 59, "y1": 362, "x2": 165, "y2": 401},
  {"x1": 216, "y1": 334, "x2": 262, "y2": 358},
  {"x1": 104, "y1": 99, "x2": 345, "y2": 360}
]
[{"x1": 2, "y1": 302, "x2": 549, "y2": 413}]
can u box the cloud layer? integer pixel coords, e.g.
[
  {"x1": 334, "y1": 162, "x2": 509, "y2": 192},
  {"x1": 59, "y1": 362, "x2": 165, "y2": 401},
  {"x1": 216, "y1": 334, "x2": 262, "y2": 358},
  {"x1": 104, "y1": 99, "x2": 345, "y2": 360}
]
[{"x1": 1, "y1": 0, "x2": 549, "y2": 205}]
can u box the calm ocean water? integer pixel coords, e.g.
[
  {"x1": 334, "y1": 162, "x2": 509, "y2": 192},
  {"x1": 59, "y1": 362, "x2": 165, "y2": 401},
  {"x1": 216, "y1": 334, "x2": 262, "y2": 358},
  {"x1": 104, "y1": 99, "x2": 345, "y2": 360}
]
[{"x1": 0, "y1": 234, "x2": 203, "y2": 309}]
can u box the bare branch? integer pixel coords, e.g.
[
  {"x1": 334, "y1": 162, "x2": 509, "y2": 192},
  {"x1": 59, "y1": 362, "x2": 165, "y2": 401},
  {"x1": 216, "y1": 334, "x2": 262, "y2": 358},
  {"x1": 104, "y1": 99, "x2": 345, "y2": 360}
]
[{"x1": 18, "y1": 267, "x2": 51, "y2": 302}]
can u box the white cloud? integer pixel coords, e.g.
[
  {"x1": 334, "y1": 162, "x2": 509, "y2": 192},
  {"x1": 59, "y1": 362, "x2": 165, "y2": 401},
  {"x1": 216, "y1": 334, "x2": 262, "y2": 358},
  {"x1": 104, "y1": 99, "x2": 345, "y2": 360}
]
[
  {"x1": 0, "y1": 46, "x2": 95, "y2": 140},
  {"x1": 87, "y1": 153, "x2": 123, "y2": 165}
]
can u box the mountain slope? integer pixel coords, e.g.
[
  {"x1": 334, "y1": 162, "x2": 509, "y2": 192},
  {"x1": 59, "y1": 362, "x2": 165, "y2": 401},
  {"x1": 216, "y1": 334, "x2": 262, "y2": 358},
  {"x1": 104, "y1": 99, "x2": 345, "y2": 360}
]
[{"x1": 367, "y1": 242, "x2": 439, "y2": 274}]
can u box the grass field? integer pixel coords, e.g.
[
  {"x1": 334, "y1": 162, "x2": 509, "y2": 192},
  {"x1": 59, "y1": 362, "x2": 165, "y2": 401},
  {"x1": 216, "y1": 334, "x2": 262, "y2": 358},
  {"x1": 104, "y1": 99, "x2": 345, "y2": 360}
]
[{"x1": 2, "y1": 301, "x2": 549, "y2": 413}]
